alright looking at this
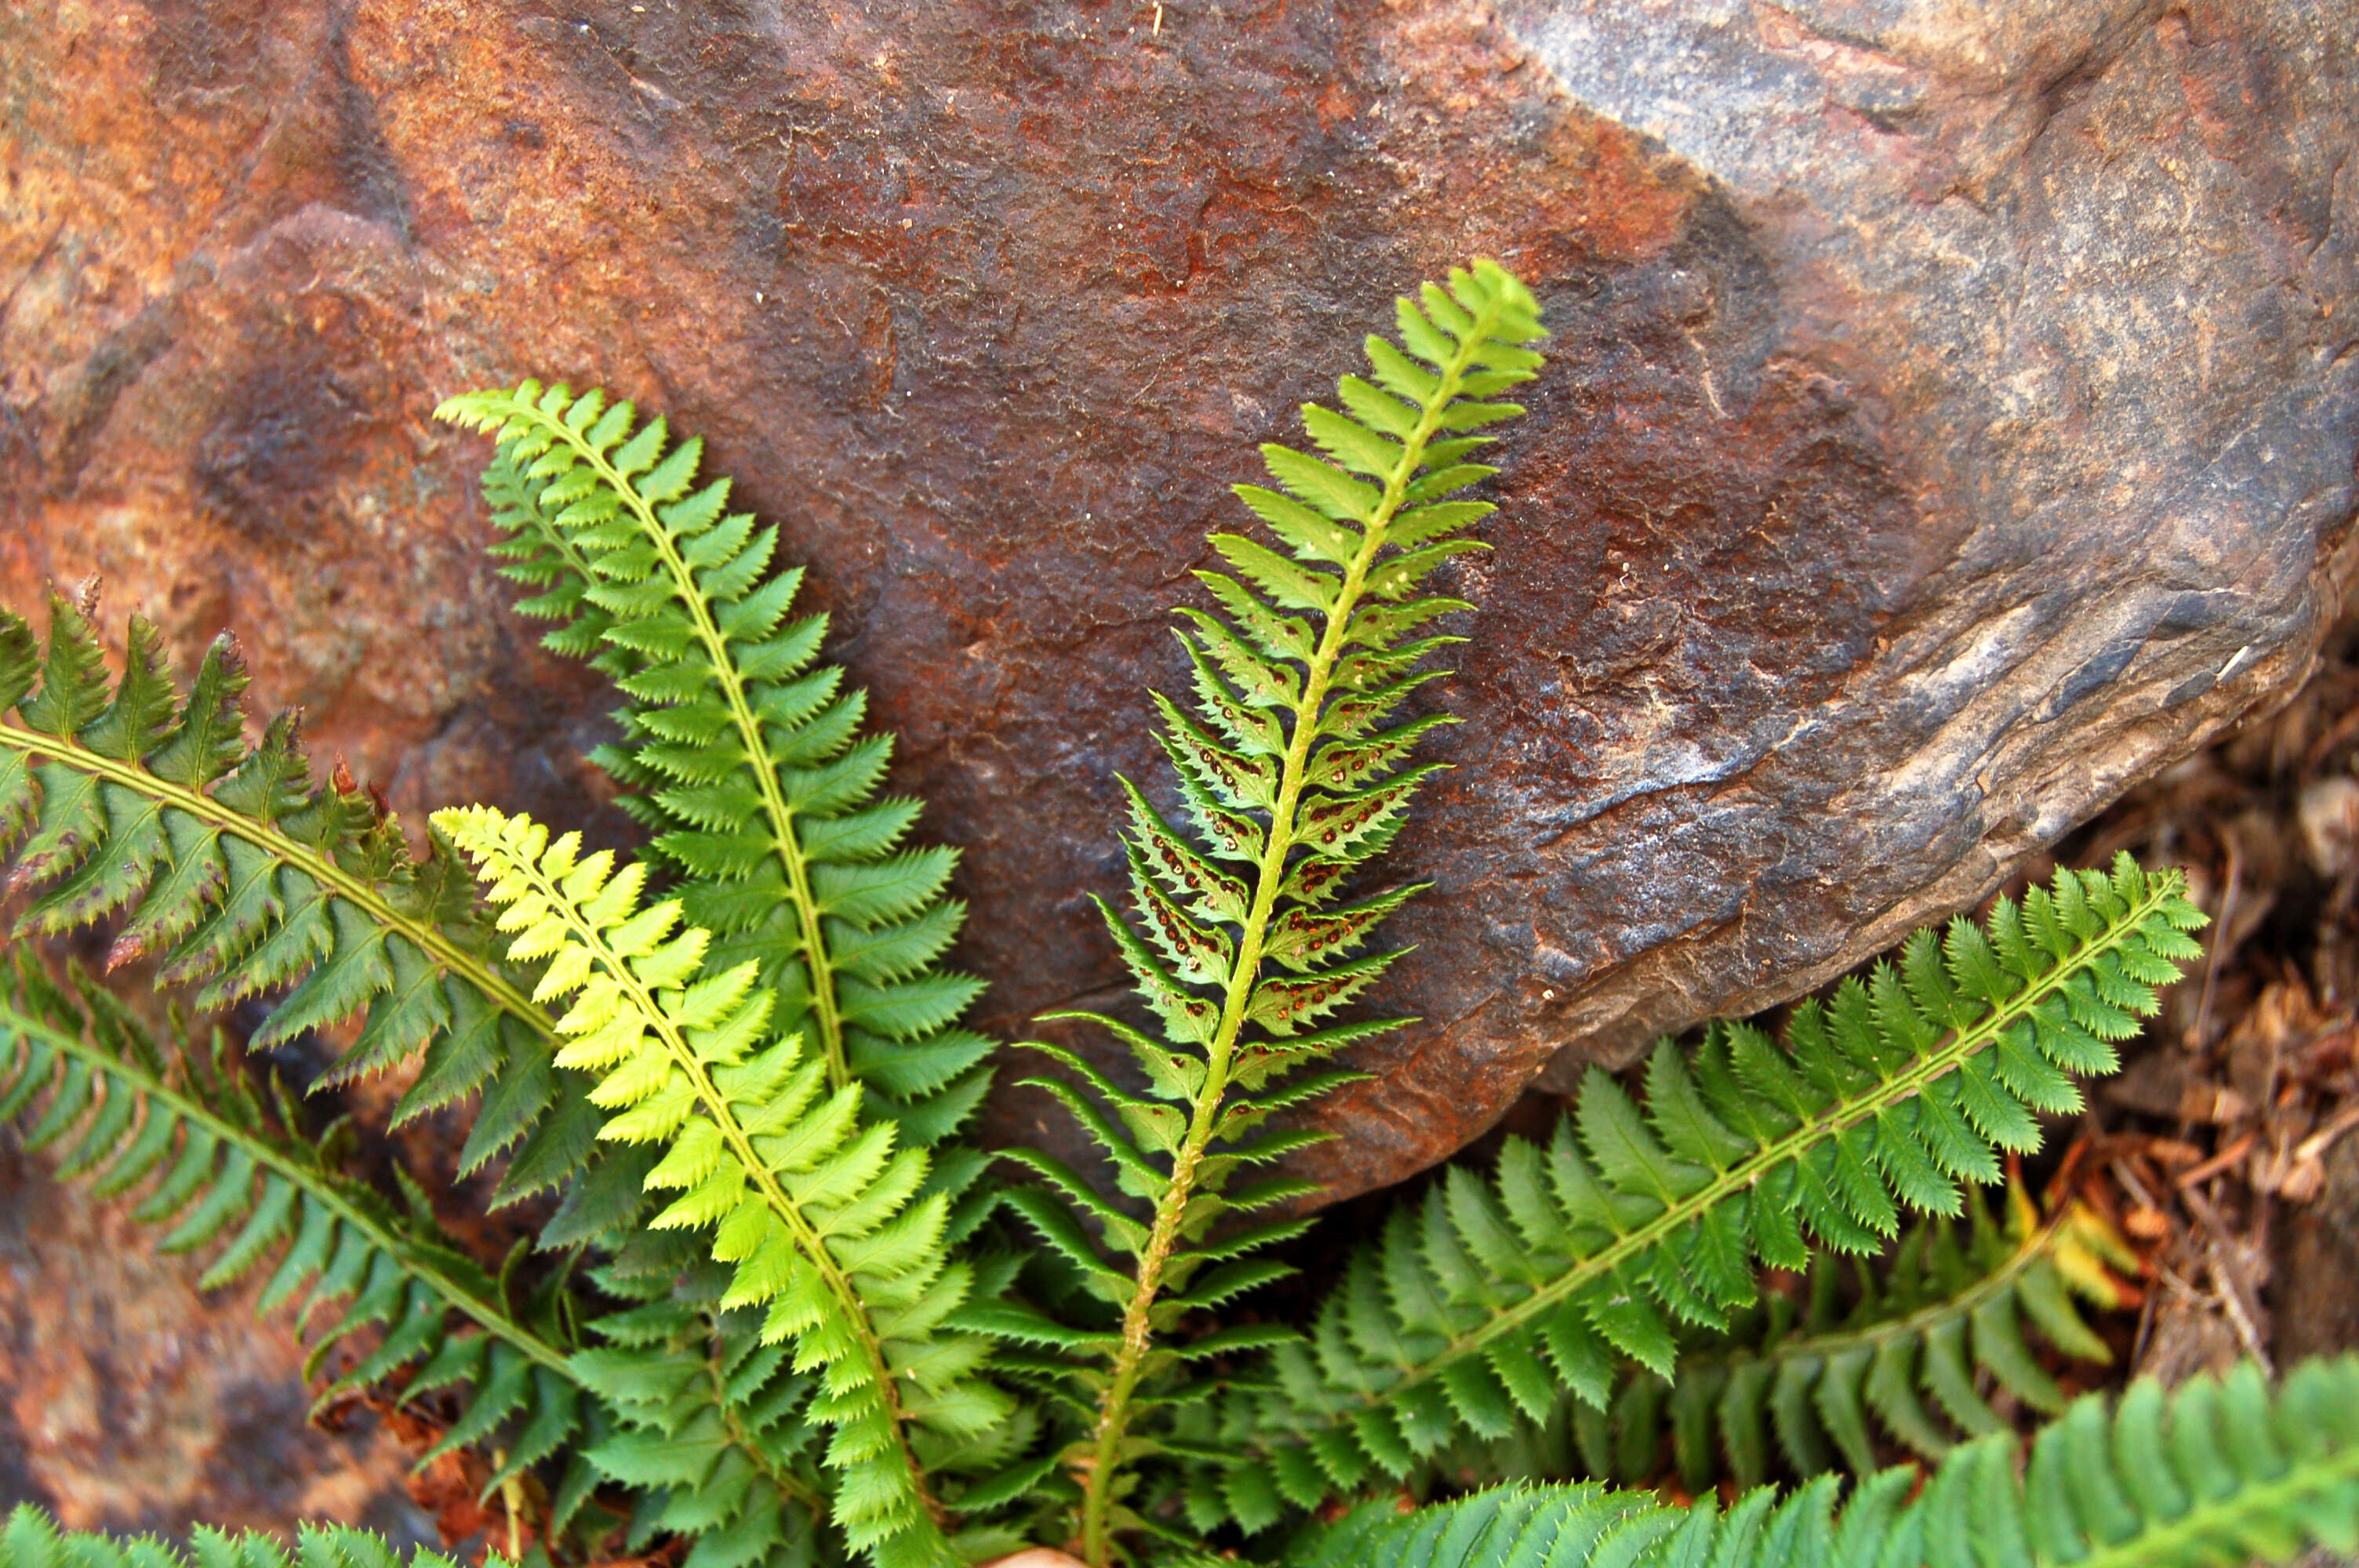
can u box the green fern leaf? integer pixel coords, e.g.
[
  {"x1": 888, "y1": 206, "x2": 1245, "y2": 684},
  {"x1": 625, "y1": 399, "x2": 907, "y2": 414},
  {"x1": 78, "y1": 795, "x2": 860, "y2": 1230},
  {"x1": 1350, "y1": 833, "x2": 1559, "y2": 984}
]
[
  {"x1": 987, "y1": 260, "x2": 1545, "y2": 1566},
  {"x1": 0, "y1": 597, "x2": 576, "y2": 1203},
  {"x1": 1423, "y1": 1180, "x2": 2133, "y2": 1497},
  {"x1": 1291, "y1": 1355, "x2": 2359, "y2": 1568},
  {"x1": 0, "y1": 1506, "x2": 499, "y2": 1568},
  {"x1": 1186, "y1": 856, "x2": 2201, "y2": 1533},
  {"x1": 0, "y1": 955, "x2": 591, "y2": 1512},
  {"x1": 433, "y1": 389, "x2": 989, "y2": 1144}
]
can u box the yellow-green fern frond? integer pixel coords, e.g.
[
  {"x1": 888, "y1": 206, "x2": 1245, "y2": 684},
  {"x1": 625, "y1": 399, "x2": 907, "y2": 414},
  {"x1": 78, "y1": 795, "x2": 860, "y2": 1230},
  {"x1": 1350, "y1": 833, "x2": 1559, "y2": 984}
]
[{"x1": 436, "y1": 805, "x2": 1005, "y2": 1566}]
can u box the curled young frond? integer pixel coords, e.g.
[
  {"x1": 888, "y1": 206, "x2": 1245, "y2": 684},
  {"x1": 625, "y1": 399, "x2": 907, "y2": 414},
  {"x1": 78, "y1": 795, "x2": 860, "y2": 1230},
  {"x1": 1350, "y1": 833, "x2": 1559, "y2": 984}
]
[
  {"x1": 435, "y1": 805, "x2": 1009, "y2": 1566},
  {"x1": 0, "y1": 954, "x2": 592, "y2": 1513},
  {"x1": 434, "y1": 386, "x2": 992, "y2": 1146},
  {"x1": 0, "y1": 596, "x2": 583, "y2": 1201},
  {"x1": 1182, "y1": 858, "x2": 2201, "y2": 1532},
  {"x1": 1291, "y1": 1356, "x2": 2359, "y2": 1568}
]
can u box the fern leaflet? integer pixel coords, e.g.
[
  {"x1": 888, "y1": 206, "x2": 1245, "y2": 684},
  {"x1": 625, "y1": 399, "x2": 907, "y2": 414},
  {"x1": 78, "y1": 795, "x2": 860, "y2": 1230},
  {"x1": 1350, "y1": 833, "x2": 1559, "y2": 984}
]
[
  {"x1": 0, "y1": 954, "x2": 595, "y2": 1513},
  {"x1": 1180, "y1": 857, "x2": 2201, "y2": 1530},
  {"x1": 988, "y1": 260, "x2": 1546, "y2": 1566},
  {"x1": 436, "y1": 806, "x2": 1009, "y2": 1566},
  {"x1": 434, "y1": 386, "x2": 993, "y2": 1145},
  {"x1": 1292, "y1": 1356, "x2": 2359, "y2": 1568},
  {"x1": 0, "y1": 595, "x2": 587, "y2": 1200}
]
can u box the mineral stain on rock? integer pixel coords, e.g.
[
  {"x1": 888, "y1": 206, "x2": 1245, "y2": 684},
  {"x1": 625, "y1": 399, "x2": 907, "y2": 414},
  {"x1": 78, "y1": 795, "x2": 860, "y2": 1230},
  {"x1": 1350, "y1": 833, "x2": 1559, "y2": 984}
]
[{"x1": 1, "y1": 0, "x2": 2354, "y2": 1522}]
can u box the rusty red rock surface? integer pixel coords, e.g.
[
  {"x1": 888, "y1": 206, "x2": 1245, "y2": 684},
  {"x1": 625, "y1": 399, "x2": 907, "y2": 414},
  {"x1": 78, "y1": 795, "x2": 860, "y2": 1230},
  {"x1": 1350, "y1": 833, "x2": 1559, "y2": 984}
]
[{"x1": 2, "y1": 0, "x2": 2355, "y2": 1521}]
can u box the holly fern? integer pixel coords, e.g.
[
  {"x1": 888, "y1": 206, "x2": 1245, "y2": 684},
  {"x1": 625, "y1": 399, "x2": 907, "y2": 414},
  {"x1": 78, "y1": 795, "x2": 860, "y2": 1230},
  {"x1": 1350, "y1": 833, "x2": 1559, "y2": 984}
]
[
  {"x1": 2, "y1": 257, "x2": 2356, "y2": 1568},
  {"x1": 987, "y1": 260, "x2": 1551, "y2": 1564}
]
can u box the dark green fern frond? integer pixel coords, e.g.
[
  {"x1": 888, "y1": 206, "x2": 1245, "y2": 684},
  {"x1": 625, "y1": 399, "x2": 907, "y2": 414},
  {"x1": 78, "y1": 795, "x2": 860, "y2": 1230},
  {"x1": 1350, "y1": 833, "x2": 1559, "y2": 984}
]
[
  {"x1": 990, "y1": 260, "x2": 1547, "y2": 1567},
  {"x1": 1290, "y1": 1356, "x2": 2359, "y2": 1568},
  {"x1": 1417, "y1": 1181, "x2": 2134, "y2": 1503},
  {"x1": 0, "y1": 1507, "x2": 498, "y2": 1568},
  {"x1": 0, "y1": 594, "x2": 584, "y2": 1201},
  {"x1": 1183, "y1": 856, "x2": 2200, "y2": 1531},
  {"x1": 436, "y1": 807, "x2": 1007, "y2": 1566},
  {"x1": 434, "y1": 386, "x2": 992, "y2": 1146},
  {"x1": 571, "y1": 1243, "x2": 828, "y2": 1568},
  {"x1": 0, "y1": 953, "x2": 593, "y2": 1510}
]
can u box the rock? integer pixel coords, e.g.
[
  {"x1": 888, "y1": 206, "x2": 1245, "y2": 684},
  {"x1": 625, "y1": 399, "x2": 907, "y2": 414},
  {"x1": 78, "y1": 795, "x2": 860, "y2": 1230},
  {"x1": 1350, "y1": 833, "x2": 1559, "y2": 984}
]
[
  {"x1": 0, "y1": 1140, "x2": 434, "y2": 1540},
  {"x1": 2, "y1": 0, "x2": 2353, "y2": 1211}
]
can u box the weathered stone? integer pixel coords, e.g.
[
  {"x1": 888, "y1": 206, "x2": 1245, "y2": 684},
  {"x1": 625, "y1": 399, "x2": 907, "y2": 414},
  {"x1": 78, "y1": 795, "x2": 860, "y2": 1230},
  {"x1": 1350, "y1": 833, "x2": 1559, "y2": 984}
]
[
  {"x1": 0, "y1": 1141, "x2": 433, "y2": 1538},
  {"x1": 2, "y1": 0, "x2": 2353, "y2": 1220}
]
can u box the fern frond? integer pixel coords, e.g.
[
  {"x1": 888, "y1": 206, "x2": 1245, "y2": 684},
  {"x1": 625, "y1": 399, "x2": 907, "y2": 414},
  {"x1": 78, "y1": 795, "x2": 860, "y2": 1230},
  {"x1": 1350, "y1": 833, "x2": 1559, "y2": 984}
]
[
  {"x1": 0, "y1": 596, "x2": 584, "y2": 1200},
  {"x1": 434, "y1": 387, "x2": 993, "y2": 1143},
  {"x1": 0, "y1": 1506, "x2": 498, "y2": 1568},
  {"x1": 1414, "y1": 1181, "x2": 2133, "y2": 1503},
  {"x1": 1183, "y1": 857, "x2": 2200, "y2": 1530},
  {"x1": 0, "y1": 954, "x2": 593, "y2": 1508},
  {"x1": 994, "y1": 260, "x2": 1547, "y2": 1566},
  {"x1": 1290, "y1": 1355, "x2": 2359, "y2": 1568},
  {"x1": 571, "y1": 1241, "x2": 829, "y2": 1568},
  {"x1": 436, "y1": 806, "x2": 1005, "y2": 1566}
]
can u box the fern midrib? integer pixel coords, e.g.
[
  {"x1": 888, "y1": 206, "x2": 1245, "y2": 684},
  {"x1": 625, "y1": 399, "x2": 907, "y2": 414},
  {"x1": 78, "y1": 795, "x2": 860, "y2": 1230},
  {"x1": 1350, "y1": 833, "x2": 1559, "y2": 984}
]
[
  {"x1": 2070, "y1": 1442, "x2": 2359, "y2": 1568},
  {"x1": 0, "y1": 721, "x2": 558, "y2": 1051},
  {"x1": 1296, "y1": 874, "x2": 2183, "y2": 1435},
  {"x1": 1074, "y1": 307, "x2": 1503, "y2": 1566},
  {"x1": 0, "y1": 997, "x2": 574, "y2": 1378},
  {"x1": 511, "y1": 411, "x2": 854, "y2": 1094},
  {"x1": 508, "y1": 854, "x2": 941, "y2": 1537}
]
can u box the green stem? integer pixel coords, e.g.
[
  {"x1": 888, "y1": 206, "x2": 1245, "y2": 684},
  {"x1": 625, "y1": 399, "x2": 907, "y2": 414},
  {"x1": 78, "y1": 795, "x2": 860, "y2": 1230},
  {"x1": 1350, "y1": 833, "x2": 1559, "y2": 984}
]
[
  {"x1": 0, "y1": 721, "x2": 558, "y2": 1048},
  {"x1": 1289, "y1": 873, "x2": 2184, "y2": 1442},
  {"x1": 1073, "y1": 305, "x2": 1509, "y2": 1568},
  {"x1": 504, "y1": 410, "x2": 855, "y2": 1094},
  {"x1": 0, "y1": 996, "x2": 573, "y2": 1377},
  {"x1": 499, "y1": 849, "x2": 943, "y2": 1542}
]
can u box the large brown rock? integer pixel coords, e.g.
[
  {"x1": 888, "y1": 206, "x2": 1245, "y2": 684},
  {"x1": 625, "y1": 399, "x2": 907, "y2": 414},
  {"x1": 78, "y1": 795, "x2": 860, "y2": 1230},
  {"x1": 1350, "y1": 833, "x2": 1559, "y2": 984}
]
[{"x1": 3, "y1": 0, "x2": 2354, "y2": 1211}]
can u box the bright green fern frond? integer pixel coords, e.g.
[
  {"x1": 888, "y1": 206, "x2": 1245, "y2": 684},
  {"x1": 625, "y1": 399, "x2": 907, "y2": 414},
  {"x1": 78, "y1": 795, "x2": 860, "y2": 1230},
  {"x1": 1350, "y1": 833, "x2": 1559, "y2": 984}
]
[
  {"x1": 0, "y1": 594, "x2": 584, "y2": 1202},
  {"x1": 996, "y1": 260, "x2": 1547, "y2": 1567},
  {"x1": 433, "y1": 387, "x2": 993, "y2": 1146},
  {"x1": 0, "y1": 1506, "x2": 500, "y2": 1568},
  {"x1": 1183, "y1": 856, "x2": 2200, "y2": 1531},
  {"x1": 0, "y1": 953, "x2": 593, "y2": 1510},
  {"x1": 1289, "y1": 1356, "x2": 2359, "y2": 1568},
  {"x1": 436, "y1": 804, "x2": 1005, "y2": 1566}
]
